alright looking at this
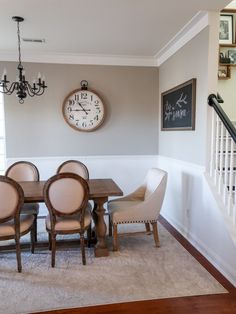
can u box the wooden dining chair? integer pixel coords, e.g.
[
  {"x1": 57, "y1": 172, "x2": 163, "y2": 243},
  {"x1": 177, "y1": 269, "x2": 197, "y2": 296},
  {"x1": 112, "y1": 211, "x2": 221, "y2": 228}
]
[
  {"x1": 108, "y1": 168, "x2": 167, "y2": 251},
  {"x1": 56, "y1": 160, "x2": 89, "y2": 179},
  {"x1": 56, "y1": 159, "x2": 92, "y2": 246},
  {"x1": 0, "y1": 175, "x2": 35, "y2": 272},
  {"x1": 5, "y1": 161, "x2": 40, "y2": 242},
  {"x1": 43, "y1": 173, "x2": 92, "y2": 267}
]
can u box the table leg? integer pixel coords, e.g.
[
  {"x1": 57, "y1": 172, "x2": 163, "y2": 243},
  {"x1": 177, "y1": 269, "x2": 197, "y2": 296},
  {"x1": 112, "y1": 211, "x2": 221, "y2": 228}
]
[{"x1": 92, "y1": 196, "x2": 109, "y2": 257}]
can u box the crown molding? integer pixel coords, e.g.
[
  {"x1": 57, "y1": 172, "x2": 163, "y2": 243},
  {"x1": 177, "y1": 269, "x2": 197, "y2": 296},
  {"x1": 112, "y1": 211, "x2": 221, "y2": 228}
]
[
  {"x1": 0, "y1": 11, "x2": 209, "y2": 67},
  {"x1": 0, "y1": 51, "x2": 156, "y2": 67},
  {"x1": 155, "y1": 11, "x2": 209, "y2": 66}
]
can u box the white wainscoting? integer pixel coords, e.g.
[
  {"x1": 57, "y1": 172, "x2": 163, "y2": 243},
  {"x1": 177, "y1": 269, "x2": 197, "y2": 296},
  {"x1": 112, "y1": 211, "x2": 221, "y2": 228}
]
[
  {"x1": 157, "y1": 155, "x2": 236, "y2": 286},
  {"x1": 6, "y1": 154, "x2": 236, "y2": 285}
]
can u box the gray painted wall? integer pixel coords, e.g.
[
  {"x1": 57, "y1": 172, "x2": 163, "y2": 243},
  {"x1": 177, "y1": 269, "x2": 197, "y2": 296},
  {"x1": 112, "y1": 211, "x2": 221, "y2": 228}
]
[
  {"x1": 1, "y1": 63, "x2": 158, "y2": 157},
  {"x1": 158, "y1": 28, "x2": 209, "y2": 166}
]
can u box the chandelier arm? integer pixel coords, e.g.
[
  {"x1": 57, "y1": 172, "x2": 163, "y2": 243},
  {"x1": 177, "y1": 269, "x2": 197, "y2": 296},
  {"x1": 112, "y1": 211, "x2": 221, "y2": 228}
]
[
  {"x1": 29, "y1": 83, "x2": 46, "y2": 96},
  {"x1": 1, "y1": 82, "x2": 18, "y2": 95},
  {"x1": 26, "y1": 83, "x2": 44, "y2": 96},
  {"x1": 34, "y1": 87, "x2": 46, "y2": 96},
  {"x1": 24, "y1": 82, "x2": 37, "y2": 97}
]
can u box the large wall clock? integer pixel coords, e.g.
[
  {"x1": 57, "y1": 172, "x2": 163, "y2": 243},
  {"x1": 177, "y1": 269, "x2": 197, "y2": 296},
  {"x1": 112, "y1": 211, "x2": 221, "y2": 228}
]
[{"x1": 62, "y1": 80, "x2": 105, "y2": 132}]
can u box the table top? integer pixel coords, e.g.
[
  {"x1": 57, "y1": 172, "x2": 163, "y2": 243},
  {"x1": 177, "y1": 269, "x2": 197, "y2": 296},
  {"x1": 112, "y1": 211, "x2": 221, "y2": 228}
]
[{"x1": 19, "y1": 178, "x2": 123, "y2": 202}]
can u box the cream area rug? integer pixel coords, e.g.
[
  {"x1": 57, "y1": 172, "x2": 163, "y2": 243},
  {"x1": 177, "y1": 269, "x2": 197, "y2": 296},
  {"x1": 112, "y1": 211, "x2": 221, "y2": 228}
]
[{"x1": 0, "y1": 220, "x2": 227, "y2": 314}]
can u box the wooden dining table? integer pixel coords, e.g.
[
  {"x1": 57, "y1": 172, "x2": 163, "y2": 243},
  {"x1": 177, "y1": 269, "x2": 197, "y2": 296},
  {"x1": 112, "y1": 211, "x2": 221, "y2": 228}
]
[{"x1": 19, "y1": 179, "x2": 123, "y2": 257}]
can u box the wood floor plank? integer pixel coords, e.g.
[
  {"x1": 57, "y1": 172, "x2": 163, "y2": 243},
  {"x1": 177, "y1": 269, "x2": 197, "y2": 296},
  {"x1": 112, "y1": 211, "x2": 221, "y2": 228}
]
[{"x1": 36, "y1": 293, "x2": 236, "y2": 314}]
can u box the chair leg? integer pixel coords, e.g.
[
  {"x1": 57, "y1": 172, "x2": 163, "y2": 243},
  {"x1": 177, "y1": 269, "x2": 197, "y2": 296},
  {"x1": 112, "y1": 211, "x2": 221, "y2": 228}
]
[
  {"x1": 113, "y1": 224, "x2": 118, "y2": 251},
  {"x1": 30, "y1": 226, "x2": 35, "y2": 254},
  {"x1": 151, "y1": 222, "x2": 160, "y2": 247},
  {"x1": 48, "y1": 232, "x2": 52, "y2": 251},
  {"x1": 34, "y1": 214, "x2": 37, "y2": 242},
  {"x1": 51, "y1": 233, "x2": 56, "y2": 267},
  {"x1": 80, "y1": 233, "x2": 86, "y2": 265},
  {"x1": 87, "y1": 224, "x2": 92, "y2": 248},
  {"x1": 109, "y1": 215, "x2": 112, "y2": 237},
  {"x1": 145, "y1": 223, "x2": 151, "y2": 235},
  {"x1": 15, "y1": 235, "x2": 22, "y2": 273}
]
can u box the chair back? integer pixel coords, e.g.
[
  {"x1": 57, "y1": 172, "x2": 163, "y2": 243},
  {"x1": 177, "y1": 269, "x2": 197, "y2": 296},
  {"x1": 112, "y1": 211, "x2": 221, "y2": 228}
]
[
  {"x1": 143, "y1": 168, "x2": 167, "y2": 220},
  {"x1": 57, "y1": 160, "x2": 89, "y2": 180},
  {"x1": 44, "y1": 173, "x2": 89, "y2": 221},
  {"x1": 6, "y1": 161, "x2": 39, "y2": 182},
  {"x1": 0, "y1": 176, "x2": 24, "y2": 222},
  {"x1": 144, "y1": 168, "x2": 166, "y2": 199}
]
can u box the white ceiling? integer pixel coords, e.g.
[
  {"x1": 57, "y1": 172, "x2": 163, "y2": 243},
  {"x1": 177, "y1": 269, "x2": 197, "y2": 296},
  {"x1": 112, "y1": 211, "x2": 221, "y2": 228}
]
[{"x1": 0, "y1": 0, "x2": 231, "y2": 63}]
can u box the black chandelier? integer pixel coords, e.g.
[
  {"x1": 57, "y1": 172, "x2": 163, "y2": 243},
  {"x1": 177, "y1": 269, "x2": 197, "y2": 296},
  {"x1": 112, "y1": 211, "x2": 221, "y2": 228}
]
[{"x1": 0, "y1": 16, "x2": 47, "y2": 103}]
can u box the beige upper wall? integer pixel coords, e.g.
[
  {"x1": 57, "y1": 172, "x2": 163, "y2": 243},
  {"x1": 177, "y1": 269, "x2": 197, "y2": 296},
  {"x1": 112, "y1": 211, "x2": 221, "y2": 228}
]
[
  {"x1": 218, "y1": 67, "x2": 236, "y2": 121},
  {"x1": 1, "y1": 63, "x2": 158, "y2": 158},
  {"x1": 158, "y1": 28, "x2": 209, "y2": 166}
]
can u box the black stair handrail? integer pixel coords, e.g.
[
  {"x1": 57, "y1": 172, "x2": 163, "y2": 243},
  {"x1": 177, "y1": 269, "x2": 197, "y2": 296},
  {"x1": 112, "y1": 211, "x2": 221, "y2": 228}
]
[{"x1": 208, "y1": 93, "x2": 236, "y2": 143}]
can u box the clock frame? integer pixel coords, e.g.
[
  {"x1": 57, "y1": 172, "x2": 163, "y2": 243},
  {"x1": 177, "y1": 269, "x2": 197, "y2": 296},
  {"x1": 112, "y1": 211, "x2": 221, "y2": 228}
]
[{"x1": 62, "y1": 81, "x2": 105, "y2": 132}]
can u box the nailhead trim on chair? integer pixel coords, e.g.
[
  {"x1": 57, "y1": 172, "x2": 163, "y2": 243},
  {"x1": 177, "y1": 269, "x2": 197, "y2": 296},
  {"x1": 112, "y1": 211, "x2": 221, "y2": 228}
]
[{"x1": 113, "y1": 219, "x2": 156, "y2": 225}]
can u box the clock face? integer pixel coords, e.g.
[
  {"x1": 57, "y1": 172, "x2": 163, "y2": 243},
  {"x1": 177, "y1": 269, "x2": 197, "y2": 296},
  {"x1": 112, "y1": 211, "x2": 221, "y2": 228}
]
[{"x1": 62, "y1": 89, "x2": 105, "y2": 132}]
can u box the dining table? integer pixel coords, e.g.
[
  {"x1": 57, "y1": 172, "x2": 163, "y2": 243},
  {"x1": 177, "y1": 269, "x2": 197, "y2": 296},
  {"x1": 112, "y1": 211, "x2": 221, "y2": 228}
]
[{"x1": 19, "y1": 178, "x2": 123, "y2": 257}]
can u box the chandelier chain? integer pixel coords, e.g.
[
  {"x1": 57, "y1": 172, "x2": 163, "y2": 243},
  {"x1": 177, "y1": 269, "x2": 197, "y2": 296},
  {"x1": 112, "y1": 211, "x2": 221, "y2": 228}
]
[{"x1": 17, "y1": 20, "x2": 22, "y2": 66}]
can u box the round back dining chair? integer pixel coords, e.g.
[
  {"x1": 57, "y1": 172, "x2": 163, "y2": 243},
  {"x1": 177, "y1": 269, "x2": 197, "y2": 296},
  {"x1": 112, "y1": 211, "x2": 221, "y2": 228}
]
[
  {"x1": 5, "y1": 161, "x2": 40, "y2": 242},
  {"x1": 0, "y1": 175, "x2": 35, "y2": 272},
  {"x1": 56, "y1": 160, "x2": 89, "y2": 180},
  {"x1": 56, "y1": 160, "x2": 92, "y2": 247},
  {"x1": 43, "y1": 173, "x2": 91, "y2": 267},
  {"x1": 5, "y1": 161, "x2": 40, "y2": 182}
]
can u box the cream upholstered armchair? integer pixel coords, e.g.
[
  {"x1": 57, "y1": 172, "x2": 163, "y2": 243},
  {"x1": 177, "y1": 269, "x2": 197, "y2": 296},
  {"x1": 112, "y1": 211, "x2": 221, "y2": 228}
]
[
  {"x1": 43, "y1": 173, "x2": 92, "y2": 267},
  {"x1": 5, "y1": 161, "x2": 40, "y2": 242},
  {"x1": 0, "y1": 175, "x2": 35, "y2": 272},
  {"x1": 108, "y1": 168, "x2": 167, "y2": 251}
]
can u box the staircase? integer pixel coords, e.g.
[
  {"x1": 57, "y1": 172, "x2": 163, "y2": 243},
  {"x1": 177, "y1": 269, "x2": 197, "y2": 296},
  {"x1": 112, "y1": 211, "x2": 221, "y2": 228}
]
[{"x1": 208, "y1": 94, "x2": 236, "y2": 228}]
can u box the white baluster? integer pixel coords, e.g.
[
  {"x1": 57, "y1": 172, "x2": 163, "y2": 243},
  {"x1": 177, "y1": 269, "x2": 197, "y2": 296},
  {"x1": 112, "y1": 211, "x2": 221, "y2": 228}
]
[
  {"x1": 224, "y1": 130, "x2": 230, "y2": 205},
  {"x1": 218, "y1": 121, "x2": 224, "y2": 193},
  {"x1": 215, "y1": 116, "x2": 220, "y2": 185},
  {"x1": 210, "y1": 110, "x2": 216, "y2": 178},
  {"x1": 227, "y1": 138, "x2": 234, "y2": 216}
]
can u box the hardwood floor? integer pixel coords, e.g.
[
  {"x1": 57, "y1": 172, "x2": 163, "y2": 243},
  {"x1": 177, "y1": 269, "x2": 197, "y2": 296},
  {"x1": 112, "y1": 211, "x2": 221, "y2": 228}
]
[{"x1": 34, "y1": 216, "x2": 236, "y2": 314}]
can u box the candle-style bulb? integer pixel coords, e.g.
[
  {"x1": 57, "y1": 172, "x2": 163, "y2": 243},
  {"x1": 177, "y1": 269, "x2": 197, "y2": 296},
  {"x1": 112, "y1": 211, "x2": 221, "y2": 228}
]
[{"x1": 1, "y1": 68, "x2": 7, "y2": 81}]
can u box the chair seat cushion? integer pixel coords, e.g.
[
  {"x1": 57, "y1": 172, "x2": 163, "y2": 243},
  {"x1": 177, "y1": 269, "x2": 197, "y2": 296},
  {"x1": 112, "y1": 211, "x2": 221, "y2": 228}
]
[
  {"x1": 0, "y1": 214, "x2": 35, "y2": 237},
  {"x1": 21, "y1": 202, "x2": 39, "y2": 215},
  {"x1": 46, "y1": 207, "x2": 91, "y2": 232},
  {"x1": 108, "y1": 200, "x2": 143, "y2": 224}
]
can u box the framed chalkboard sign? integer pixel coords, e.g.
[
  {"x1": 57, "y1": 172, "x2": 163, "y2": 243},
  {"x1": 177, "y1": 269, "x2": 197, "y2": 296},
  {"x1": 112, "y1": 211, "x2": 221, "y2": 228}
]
[{"x1": 161, "y1": 78, "x2": 196, "y2": 131}]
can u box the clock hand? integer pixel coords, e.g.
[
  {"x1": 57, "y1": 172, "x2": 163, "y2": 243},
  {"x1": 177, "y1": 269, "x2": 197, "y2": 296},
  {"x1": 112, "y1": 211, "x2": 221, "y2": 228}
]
[
  {"x1": 78, "y1": 102, "x2": 89, "y2": 115},
  {"x1": 70, "y1": 109, "x2": 91, "y2": 112}
]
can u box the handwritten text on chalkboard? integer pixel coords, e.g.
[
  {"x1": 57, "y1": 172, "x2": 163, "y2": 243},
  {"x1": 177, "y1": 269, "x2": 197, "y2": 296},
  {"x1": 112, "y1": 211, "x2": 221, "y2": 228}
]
[{"x1": 161, "y1": 79, "x2": 196, "y2": 131}]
